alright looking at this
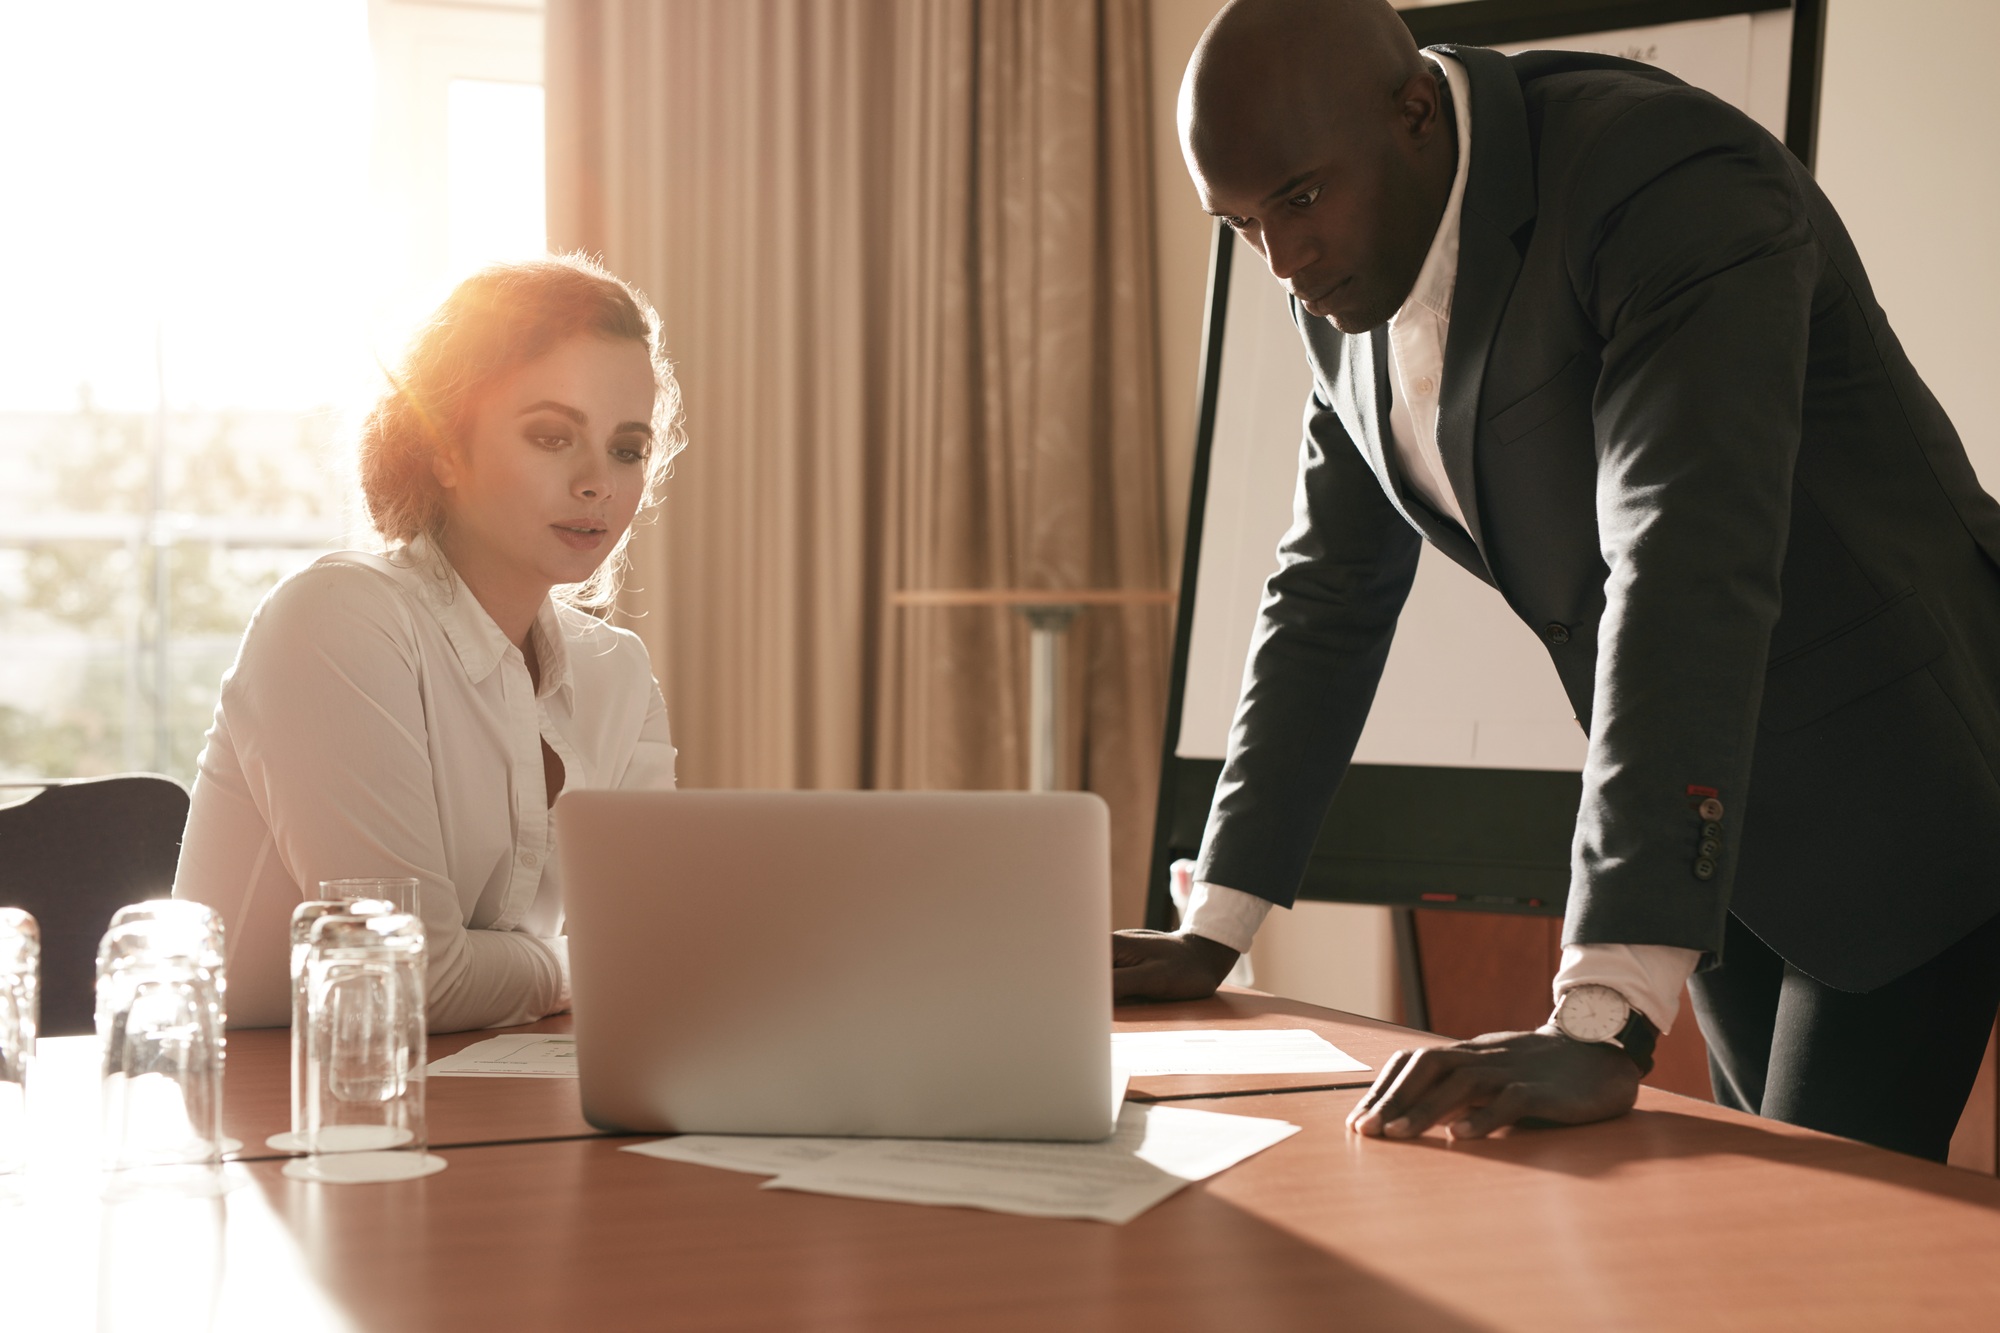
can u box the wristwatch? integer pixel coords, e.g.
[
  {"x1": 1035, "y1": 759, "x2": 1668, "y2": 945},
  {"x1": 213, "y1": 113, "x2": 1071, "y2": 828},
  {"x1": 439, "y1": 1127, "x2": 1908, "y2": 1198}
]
[{"x1": 1550, "y1": 984, "x2": 1659, "y2": 1075}]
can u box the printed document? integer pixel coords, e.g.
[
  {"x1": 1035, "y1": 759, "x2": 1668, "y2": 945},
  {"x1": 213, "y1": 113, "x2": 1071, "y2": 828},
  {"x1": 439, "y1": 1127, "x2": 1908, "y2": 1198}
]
[
  {"x1": 427, "y1": 1034, "x2": 578, "y2": 1077},
  {"x1": 626, "y1": 1104, "x2": 1298, "y2": 1224},
  {"x1": 627, "y1": 1081, "x2": 1129, "y2": 1176},
  {"x1": 623, "y1": 1136, "x2": 853, "y2": 1175},
  {"x1": 1111, "y1": 1028, "x2": 1367, "y2": 1077}
]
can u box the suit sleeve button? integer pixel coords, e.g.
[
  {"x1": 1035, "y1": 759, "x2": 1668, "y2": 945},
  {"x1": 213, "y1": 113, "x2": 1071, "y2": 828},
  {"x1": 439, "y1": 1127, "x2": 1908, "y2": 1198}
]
[
  {"x1": 1698, "y1": 798, "x2": 1725, "y2": 822},
  {"x1": 1694, "y1": 858, "x2": 1718, "y2": 880},
  {"x1": 1702, "y1": 822, "x2": 1723, "y2": 840},
  {"x1": 1544, "y1": 623, "x2": 1571, "y2": 645},
  {"x1": 1700, "y1": 838, "x2": 1721, "y2": 857}
]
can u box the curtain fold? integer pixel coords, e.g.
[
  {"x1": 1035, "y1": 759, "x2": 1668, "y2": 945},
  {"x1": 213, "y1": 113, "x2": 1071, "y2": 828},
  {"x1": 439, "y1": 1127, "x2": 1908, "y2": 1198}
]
[{"x1": 548, "y1": 0, "x2": 1169, "y2": 924}]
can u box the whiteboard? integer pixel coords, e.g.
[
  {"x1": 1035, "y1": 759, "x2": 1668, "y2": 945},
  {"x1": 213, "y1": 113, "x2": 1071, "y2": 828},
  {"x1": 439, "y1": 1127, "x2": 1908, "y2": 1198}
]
[{"x1": 1172, "y1": 9, "x2": 1795, "y2": 769}]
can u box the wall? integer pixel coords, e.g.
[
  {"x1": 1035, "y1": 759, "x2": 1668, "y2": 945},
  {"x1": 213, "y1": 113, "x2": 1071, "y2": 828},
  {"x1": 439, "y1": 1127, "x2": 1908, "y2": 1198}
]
[{"x1": 1816, "y1": 0, "x2": 2000, "y2": 490}]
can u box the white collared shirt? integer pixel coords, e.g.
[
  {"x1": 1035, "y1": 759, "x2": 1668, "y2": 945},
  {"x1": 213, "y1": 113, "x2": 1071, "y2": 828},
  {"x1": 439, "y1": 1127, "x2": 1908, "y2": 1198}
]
[
  {"x1": 173, "y1": 540, "x2": 676, "y2": 1032},
  {"x1": 1384, "y1": 53, "x2": 1474, "y2": 532},
  {"x1": 1185, "y1": 53, "x2": 1699, "y2": 1035}
]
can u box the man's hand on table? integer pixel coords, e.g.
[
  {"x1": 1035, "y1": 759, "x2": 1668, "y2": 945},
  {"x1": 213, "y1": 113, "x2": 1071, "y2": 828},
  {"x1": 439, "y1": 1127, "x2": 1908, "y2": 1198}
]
[
  {"x1": 1111, "y1": 930, "x2": 1240, "y2": 1002},
  {"x1": 1346, "y1": 1026, "x2": 1641, "y2": 1141}
]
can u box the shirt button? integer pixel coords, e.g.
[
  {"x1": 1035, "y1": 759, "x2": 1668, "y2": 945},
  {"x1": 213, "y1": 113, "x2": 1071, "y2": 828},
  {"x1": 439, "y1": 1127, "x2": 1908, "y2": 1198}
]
[
  {"x1": 1414, "y1": 375, "x2": 1437, "y2": 396},
  {"x1": 1544, "y1": 623, "x2": 1570, "y2": 645},
  {"x1": 520, "y1": 852, "x2": 540, "y2": 869},
  {"x1": 1698, "y1": 798, "x2": 1725, "y2": 822},
  {"x1": 1693, "y1": 858, "x2": 1717, "y2": 881}
]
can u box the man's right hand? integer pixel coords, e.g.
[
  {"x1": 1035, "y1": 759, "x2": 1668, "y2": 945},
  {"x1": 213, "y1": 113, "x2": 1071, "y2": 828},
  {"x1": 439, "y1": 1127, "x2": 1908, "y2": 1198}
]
[{"x1": 1112, "y1": 930, "x2": 1240, "y2": 1002}]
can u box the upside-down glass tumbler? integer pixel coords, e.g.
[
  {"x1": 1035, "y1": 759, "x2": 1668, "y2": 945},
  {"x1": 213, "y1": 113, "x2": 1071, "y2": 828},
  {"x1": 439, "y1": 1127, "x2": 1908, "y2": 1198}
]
[
  {"x1": 0, "y1": 908, "x2": 37, "y2": 1175},
  {"x1": 317, "y1": 878, "x2": 419, "y2": 916},
  {"x1": 285, "y1": 912, "x2": 444, "y2": 1183},
  {"x1": 95, "y1": 911, "x2": 227, "y2": 1177},
  {"x1": 268, "y1": 897, "x2": 398, "y2": 1153},
  {"x1": 106, "y1": 900, "x2": 228, "y2": 1029}
]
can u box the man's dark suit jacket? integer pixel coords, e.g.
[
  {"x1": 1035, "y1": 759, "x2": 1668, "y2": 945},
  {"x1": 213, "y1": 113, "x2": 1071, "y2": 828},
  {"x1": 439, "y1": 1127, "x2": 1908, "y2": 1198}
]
[{"x1": 1194, "y1": 45, "x2": 2000, "y2": 993}]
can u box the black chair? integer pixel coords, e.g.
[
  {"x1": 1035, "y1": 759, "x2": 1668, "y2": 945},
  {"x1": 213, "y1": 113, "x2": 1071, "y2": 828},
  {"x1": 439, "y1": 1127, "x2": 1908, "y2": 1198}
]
[{"x1": 0, "y1": 774, "x2": 191, "y2": 1036}]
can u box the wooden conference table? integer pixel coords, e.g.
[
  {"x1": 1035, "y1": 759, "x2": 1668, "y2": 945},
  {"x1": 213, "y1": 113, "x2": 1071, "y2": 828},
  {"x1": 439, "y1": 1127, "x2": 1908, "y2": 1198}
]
[{"x1": 12, "y1": 990, "x2": 2000, "y2": 1331}]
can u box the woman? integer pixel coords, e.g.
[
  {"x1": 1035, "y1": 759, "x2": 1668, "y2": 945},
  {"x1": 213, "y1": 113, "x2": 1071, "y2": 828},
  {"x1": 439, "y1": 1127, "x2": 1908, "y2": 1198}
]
[{"x1": 174, "y1": 255, "x2": 683, "y2": 1031}]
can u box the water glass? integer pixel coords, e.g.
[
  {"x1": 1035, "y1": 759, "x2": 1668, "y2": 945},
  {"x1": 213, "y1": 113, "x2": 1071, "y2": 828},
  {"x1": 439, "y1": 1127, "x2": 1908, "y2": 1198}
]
[
  {"x1": 318, "y1": 878, "x2": 420, "y2": 916},
  {"x1": 0, "y1": 909, "x2": 37, "y2": 1175},
  {"x1": 108, "y1": 900, "x2": 228, "y2": 1029},
  {"x1": 271, "y1": 898, "x2": 398, "y2": 1153},
  {"x1": 286, "y1": 912, "x2": 443, "y2": 1183},
  {"x1": 95, "y1": 914, "x2": 227, "y2": 1175}
]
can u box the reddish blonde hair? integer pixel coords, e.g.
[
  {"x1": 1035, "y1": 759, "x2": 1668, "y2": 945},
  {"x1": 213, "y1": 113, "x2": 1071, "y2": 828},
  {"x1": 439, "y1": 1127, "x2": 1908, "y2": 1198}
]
[{"x1": 357, "y1": 253, "x2": 685, "y2": 609}]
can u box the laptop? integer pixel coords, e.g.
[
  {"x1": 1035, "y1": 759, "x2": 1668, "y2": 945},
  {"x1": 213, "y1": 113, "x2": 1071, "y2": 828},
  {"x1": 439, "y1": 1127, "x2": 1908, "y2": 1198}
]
[{"x1": 555, "y1": 790, "x2": 1114, "y2": 1141}]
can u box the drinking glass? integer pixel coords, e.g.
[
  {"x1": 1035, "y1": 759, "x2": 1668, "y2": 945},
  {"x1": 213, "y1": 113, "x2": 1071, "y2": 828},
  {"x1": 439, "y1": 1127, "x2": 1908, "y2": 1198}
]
[
  {"x1": 285, "y1": 912, "x2": 444, "y2": 1183},
  {"x1": 107, "y1": 900, "x2": 227, "y2": 1029},
  {"x1": 318, "y1": 878, "x2": 420, "y2": 916},
  {"x1": 95, "y1": 914, "x2": 227, "y2": 1177},
  {"x1": 0, "y1": 908, "x2": 37, "y2": 1176},
  {"x1": 268, "y1": 897, "x2": 398, "y2": 1153}
]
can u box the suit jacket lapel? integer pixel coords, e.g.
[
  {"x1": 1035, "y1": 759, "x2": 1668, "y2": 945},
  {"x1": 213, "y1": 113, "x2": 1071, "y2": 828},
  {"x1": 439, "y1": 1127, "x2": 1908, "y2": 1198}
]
[
  {"x1": 1366, "y1": 328, "x2": 1489, "y2": 573},
  {"x1": 1432, "y1": 44, "x2": 1538, "y2": 562},
  {"x1": 1298, "y1": 299, "x2": 1492, "y2": 579}
]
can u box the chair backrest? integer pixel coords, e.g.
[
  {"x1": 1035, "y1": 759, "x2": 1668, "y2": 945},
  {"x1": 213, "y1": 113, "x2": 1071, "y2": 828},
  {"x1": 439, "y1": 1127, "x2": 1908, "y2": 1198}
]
[{"x1": 0, "y1": 775, "x2": 191, "y2": 1036}]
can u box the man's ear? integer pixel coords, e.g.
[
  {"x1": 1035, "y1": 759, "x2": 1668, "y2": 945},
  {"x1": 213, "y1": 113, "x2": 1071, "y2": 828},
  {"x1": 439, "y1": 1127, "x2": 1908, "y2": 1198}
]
[{"x1": 1396, "y1": 67, "x2": 1442, "y2": 142}]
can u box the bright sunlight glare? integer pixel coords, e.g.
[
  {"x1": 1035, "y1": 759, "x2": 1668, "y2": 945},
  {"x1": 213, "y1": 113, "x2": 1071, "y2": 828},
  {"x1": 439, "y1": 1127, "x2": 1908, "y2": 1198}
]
[
  {"x1": 448, "y1": 80, "x2": 549, "y2": 279},
  {"x1": 0, "y1": 1, "x2": 548, "y2": 416}
]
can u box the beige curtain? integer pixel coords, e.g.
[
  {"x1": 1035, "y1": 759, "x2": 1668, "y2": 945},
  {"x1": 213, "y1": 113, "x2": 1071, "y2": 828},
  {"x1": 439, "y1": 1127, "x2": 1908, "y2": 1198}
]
[{"x1": 547, "y1": 0, "x2": 1170, "y2": 925}]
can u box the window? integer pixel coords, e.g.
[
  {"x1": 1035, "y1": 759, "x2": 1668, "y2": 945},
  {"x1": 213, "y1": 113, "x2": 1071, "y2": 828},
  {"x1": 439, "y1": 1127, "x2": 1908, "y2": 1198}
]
[{"x1": 0, "y1": 0, "x2": 545, "y2": 784}]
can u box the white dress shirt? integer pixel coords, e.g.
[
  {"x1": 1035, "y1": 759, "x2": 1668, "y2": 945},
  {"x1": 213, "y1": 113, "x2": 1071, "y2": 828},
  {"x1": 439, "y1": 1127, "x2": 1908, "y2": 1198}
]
[
  {"x1": 173, "y1": 540, "x2": 676, "y2": 1032},
  {"x1": 1183, "y1": 53, "x2": 1699, "y2": 1034}
]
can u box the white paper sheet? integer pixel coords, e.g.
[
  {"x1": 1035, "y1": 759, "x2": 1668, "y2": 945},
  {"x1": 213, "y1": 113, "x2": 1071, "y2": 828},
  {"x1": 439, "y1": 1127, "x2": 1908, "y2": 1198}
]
[
  {"x1": 617, "y1": 1105, "x2": 1293, "y2": 1225},
  {"x1": 626, "y1": 1077, "x2": 1131, "y2": 1176},
  {"x1": 621, "y1": 1135, "x2": 854, "y2": 1175},
  {"x1": 427, "y1": 1034, "x2": 578, "y2": 1077},
  {"x1": 760, "y1": 1104, "x2": 1297, "y2": 1224},
  {"x1": 1111, "y1": 1028, "x2": 1368, "y2": 1077}
]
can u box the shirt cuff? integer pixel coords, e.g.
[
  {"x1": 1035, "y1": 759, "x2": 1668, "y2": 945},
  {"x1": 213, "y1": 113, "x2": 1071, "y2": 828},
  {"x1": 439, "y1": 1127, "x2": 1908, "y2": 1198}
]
[
  {"x1": 550, "y1": 934, "x2": 572, "y2": 1013},
  {"x1": 1178, "y1": 882, "x2": 1273, "y2": 954},
  {"x1": 1553, "y1": 942, "x2": 1701, "y2": 1035}
]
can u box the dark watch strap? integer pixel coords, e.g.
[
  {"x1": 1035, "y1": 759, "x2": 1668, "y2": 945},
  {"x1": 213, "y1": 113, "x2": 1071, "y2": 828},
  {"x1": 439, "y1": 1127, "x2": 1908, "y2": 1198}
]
[{"x1": 1612, "y1": 1009, "x2": 1660, "y2": 1077}]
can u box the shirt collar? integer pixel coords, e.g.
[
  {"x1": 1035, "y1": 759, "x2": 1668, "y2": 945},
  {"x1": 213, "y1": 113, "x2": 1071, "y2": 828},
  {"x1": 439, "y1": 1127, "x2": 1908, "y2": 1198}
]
[
  {"x1": 1393, "y1": 52, "x2": 1475, "y2": 328},
  {"x1": 530, "y1": 598, "x2": 576, "y2": 706},
  {"x1": 403, "y1": 535, "x2": 571, "y2": 702}
]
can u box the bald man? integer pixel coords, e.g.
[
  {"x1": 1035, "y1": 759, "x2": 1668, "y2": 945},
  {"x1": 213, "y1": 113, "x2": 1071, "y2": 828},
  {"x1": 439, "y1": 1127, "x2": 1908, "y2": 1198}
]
[{"x1": 1112, "y1": 0, "x2": 2000, "y2": 1161}]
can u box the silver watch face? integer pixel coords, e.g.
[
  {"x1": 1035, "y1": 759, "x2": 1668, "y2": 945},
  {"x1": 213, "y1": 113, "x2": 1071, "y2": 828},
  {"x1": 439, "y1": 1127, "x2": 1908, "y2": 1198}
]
[{"x1": 1555, "y1": 985, "x2": 1629, "y2": 1044}]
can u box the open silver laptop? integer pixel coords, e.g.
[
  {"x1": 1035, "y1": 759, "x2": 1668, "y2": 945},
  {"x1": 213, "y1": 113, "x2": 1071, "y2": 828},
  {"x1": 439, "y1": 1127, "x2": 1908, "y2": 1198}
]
[{"x1": 555, "y1": 790, "x2": 1113, "y2": 1141}]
